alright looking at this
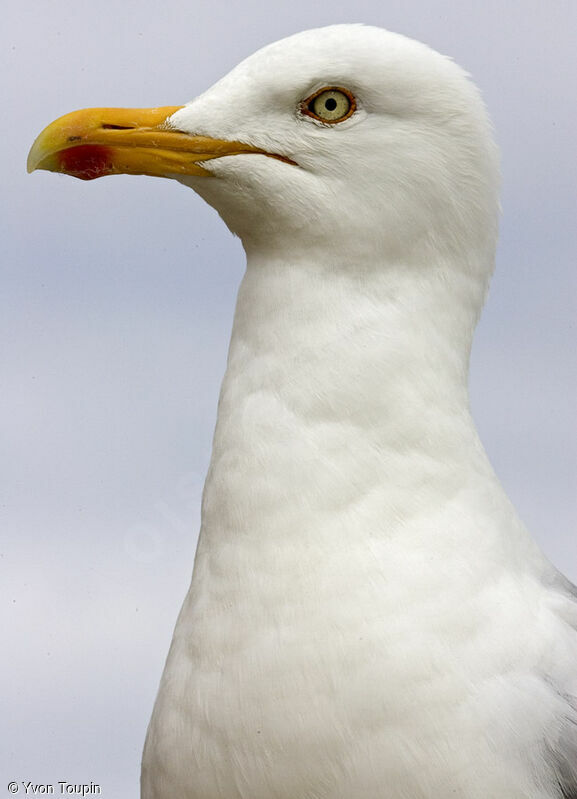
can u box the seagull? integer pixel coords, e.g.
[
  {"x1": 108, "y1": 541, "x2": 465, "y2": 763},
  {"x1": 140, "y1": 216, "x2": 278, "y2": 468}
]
[{"x1": 28, "y1": 23, "x2": 576, "y2": 799}]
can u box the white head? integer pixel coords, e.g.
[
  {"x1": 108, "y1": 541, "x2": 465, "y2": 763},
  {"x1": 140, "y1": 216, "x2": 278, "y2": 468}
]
[
  {"x1": 29, "y1": 24, "x2": 500, "y2": 326},
  {"x1": 170, "y1": 25, "x2": 499, "y2": 275}
]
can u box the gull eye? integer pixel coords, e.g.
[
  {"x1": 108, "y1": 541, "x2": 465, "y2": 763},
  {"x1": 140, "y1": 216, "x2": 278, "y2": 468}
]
[{"x1": 302, "y1": 87, "x2": 356, "y2": 124}]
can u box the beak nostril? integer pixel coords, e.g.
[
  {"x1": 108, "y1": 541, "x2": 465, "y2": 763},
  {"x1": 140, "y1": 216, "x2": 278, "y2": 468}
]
[{"x1": 101, "y1": 123, "x2": 134, "y2": 130}]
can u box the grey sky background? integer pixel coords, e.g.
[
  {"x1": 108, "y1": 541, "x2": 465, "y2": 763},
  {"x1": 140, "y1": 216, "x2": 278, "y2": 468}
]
[{"x1": 2, "y1": 1, "x2": 575, "y2": 796}]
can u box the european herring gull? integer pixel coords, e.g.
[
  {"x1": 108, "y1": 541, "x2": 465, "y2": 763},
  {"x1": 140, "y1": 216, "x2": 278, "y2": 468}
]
[{"x1": 28, "y1": 24, "x2": 576, "y2": 799}]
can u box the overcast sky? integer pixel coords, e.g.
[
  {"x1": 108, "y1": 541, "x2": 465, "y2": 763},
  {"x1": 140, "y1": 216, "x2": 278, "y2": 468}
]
[{"x1": 2, "y1": 1, "x2": 575, "y2": 797}]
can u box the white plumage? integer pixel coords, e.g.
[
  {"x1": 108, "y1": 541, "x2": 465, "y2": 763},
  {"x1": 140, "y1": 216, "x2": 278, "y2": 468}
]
[
  {"x1": 140, "y1": 26, "x2": 577, "y2": 799},
  {"x1": 30, "y1": 22, "x2": 577, "y2": 799}
]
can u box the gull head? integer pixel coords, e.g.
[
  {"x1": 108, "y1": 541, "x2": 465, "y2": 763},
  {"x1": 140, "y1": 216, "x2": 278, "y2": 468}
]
[{"x1": 28, "y1": 24, "x2": 499, "y2": 274}]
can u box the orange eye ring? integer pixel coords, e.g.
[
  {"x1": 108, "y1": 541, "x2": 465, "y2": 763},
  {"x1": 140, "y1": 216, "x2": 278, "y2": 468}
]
[{"x1": 301, "y1": 87, "x2": 357, "y2": 124}]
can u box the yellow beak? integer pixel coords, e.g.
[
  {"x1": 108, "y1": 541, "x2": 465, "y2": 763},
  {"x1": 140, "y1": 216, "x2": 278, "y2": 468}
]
[{"x1": 27, "y1": 106, "x2": 295, "y2": 181}]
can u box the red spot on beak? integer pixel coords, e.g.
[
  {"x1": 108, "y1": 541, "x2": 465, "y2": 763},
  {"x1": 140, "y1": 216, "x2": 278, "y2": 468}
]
[{"x1": 58, "y1": 144, "x2": 113, "y2": 181}]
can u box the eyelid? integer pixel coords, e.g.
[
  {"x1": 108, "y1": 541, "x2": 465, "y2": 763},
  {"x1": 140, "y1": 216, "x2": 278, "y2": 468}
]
[{"x1": 300, "y1": 86, "x2": 357, "y2": 124}]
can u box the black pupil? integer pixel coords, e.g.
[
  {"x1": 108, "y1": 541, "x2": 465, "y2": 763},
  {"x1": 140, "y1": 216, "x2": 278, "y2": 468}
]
[{"x1": 324, "y1": 97, "x2": 338, "y2": 111}]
